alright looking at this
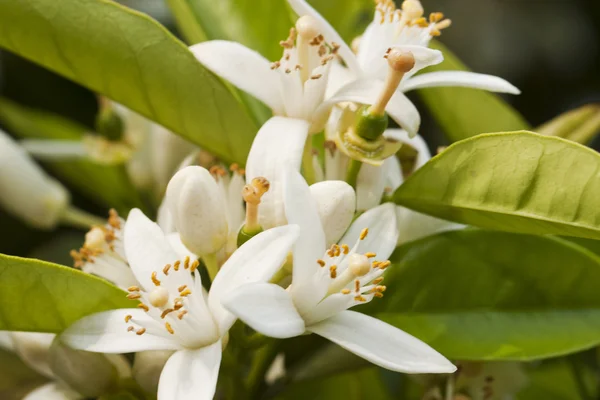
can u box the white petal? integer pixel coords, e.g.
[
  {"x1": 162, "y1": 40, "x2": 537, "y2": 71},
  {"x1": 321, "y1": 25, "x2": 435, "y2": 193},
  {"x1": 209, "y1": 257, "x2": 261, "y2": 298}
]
[
  {"x1": 339, "y1": 203, "x2": 398, "y2": 260},
  {"x1": 223, "y1": 283, "x2": 305, "y2": 338},
  {"x1": 157, "y1": 199, "x2": 175, "y2": 234},
  {"x1": 286, "y1": 0, "x2": 360, "y2": 73},
  {"x1": 402, "y1": 71, "x2": 521, "y2": 94},
  {"x1": 10, "y1": 332, "x2": 55, "y2": 379},
  {"x1": 325, "y1": 62, "x2": 355, "y2": 99},
  {"x1": 309, "y1": 180, "x2": 356, "y2": 246},
  {"x1": 24, "y1": 382, "x2": 81, "y2": 400},
  {"x1": 208, "y1": 225, "x2": 300, "y2": 334},
  {"x1": 356, "y1": 163, "x2": 386, "y2": 212},
  {"x1": 189, "y1": 41, "x2": 284, "y2": 114},
  {"x1": 308, "y1": 311, "x2": 456, "y2": 373},
  {"x1": 314, "y1": 79, "x2": 421, "y2": 137},
  {"x1": 245, "y1": 117, "x2": 309, "y2": 229},
  {"x1": 124, "y1": 209, "x2": 180, "y2": 290},
  {"x1": 165, "y1": 232, "x2": 197, "y2": 260},
  {"x1": 396, "y1": 206, "x2": 465, "y2": 245},
  {"x1": 384, "y1": 129, "x2": 431, "y2": 170},
  {"x1": 0, "y1": 332, "x2": 12, "y2": 350},
  {"x1": 158, "y1": 342, "x2": 221, "y2": 400},
  {"x1": 391, "y1": 45, "x2": 443, "y2": 78},
  {"x1": 21, "y1": 139, "x2": 87, "y2": 160},
  {"x1": 284, "y1": 168, "x2": 326, "y2": 287},
  {"x1": 61, "y1": 309, "x2": 181, "y2": 353},
  {"x1": 382, "y1": 155, "x2": 404, "y2": 194}
]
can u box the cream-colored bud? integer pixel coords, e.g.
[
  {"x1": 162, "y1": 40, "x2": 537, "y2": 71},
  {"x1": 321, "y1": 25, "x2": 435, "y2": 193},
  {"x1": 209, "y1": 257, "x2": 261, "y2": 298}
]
[
  {"x1": 133, "y1": 350, "x2": 174, "y2": 395},
  {"x1": 309, "y1": 181, "x2": 356, "y2": 246},
  {"x1": 0, "y1": 129, "x2": 69, "y2": 229},
  {"x1": 49, "y1": 337, "x2": 119, "y2": 397},
  {"x1": 166, "y1": 166, "x2": 228, "y2": 255}
]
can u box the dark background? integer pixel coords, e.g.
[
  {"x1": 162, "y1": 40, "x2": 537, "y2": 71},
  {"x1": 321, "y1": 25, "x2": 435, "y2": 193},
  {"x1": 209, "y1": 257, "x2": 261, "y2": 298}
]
[{"x1": 0, "y1": 0, "x2": 598, "y2": 258}]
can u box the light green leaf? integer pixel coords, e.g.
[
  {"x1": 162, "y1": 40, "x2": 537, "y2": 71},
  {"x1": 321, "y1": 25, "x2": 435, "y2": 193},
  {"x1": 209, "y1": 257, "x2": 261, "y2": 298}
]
[
  {"x1": 275, "y1": 368, "x2": 393, "y2": 400},
  {"x1": 393, "y1": 131, "x2": 600, "y2": 240},
  {"x1": 418, "y1": 41, "x2": 529, "y2": 142},
  {"x1": 0, "y1": 98, "x2": 145, "y2": 213},
  {"x1": 374, "y1": 229, "x2": 600, "y2": 360},
  {"x1": 537, "y1": 104, "x2": 600, "y2": 145},
  {"x1": 0, "y1": 0, "x2": 257, "y2": 163},
  {"x1": 0, "y1": 254, "x2": 134, "y2": 333}
]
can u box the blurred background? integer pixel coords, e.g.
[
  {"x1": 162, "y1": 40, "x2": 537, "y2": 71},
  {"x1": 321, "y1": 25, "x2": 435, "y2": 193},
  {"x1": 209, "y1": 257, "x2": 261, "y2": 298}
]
[{"x1": 0, "y1": 0, "x2": 598, "y2": 257}]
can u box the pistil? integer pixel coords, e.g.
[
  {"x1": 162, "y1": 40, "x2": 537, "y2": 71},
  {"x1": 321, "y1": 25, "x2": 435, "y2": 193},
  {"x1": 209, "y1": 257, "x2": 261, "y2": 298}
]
[
  {"x1": 295, "y1": 15, "x2": 320, "y2": 83},
  {"x1": 242, "y1": 177, "x2": 270, "y2": 233},
  {"x1": 369, "y1": 48, "x2": 415, "y2": 117}
]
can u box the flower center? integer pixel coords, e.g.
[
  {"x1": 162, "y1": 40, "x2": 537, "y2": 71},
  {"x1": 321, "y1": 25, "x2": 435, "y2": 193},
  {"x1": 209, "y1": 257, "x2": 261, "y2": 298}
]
[{"x1": 375, "y1": 0, "x2": 451, "y2": 39}]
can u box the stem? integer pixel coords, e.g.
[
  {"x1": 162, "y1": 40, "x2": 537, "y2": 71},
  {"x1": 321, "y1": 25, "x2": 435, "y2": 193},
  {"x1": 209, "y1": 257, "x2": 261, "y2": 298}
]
[
  {"x1": 569, "y1": 356, "x2": 592, "y2": 400},
  {"x1": 60, "y1": 207, "x2": 105, "y2": 229},
  {"x1": 444, "y1": 373, "x2": 455, "y2": 400},
  {"x1": 345, "y1": 159, "x2": 362, "y2": 189},
  {"x1": 202, "y1": 253, "x2": 219, "y2": 282},
  {"x1": 301, "y1": 136, "x2": 316, "y2": 185},
  {"x1": 246, "y1": 339, "x2": 281, "y2": 400}
]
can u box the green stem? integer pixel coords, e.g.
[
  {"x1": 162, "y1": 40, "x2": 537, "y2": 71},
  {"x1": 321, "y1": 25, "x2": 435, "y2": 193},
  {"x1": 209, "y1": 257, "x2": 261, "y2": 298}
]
[
  {"x1": 444, "y1": 373, "x2": 455, "y2": 400},
  {"x1": 61, "y1": 206, "x2": 105, "y2": 229},
  {"x1": 202, "y1": 253, "x2": 219, "y2": 282},
  {"x1": 569, "y1": 356, "x2": 592, "y2": 400},
  {"x1": 301, "y1": 136, "x2": 316, "y2": 185},
  {"x1": 246, "y1": 339, "x2": 281, "y2": 399},
  {"x1": 345, "y1": 159, "x2": 362, "y2": 189}
]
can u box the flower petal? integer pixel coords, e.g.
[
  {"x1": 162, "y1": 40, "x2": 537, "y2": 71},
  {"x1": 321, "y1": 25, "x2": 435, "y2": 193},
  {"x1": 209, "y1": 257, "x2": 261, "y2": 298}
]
[
  {"x1": 158, "y1": 342, "x2": 221, "y2": 400},
  {"x1": 384, "y1": 129, "x2": 430, "y2": 170},
  {"x1": 189, "y1": 41, "x2": 284, "y2": 114},
  {"x1": 61, "y1": 309, "x2": 181, "y2": 353},
  {"x1": 339, "y1": 202, "x2": 398, "y2": 260},
  {"x1": 284, "y1": 167, "x2": 326, "y2": 287},
  {"x1": 402, "y1": 71, "x2": 521, "y2": 94},
  {"x1": 124, "y1": 209, "x2": 180, "y2": 290},
  {"x1": 245, "y1": 117, "x2": 310, "y2": 229},
  {"x1": 356, "y1": 163, "x2": 386, "y2": 212},
  {"x1": 392, "y1": 45, "x2": 443, "y2": 78},
  {"x1": 314, "y1": 79, "x2": 421, "y2": 137},
  {"x1": 396, "y1": 206, "x2": 465, "y2": 245},
  {"x1": 24, "y1": 382, "x2": 81, "y2": 400},
  {"x1": 165, "y1": 232, "x2": 197, "y2": 260},
  {"x1": 325, "y1": 61, "x2": 355, "y2": 99},
  {"x1": 308, "y1": 310, "x2": 456, "y2": 373},
  {"x1": 223, "y1": 283, "x2": 305, "y2": 338},
  {"x1": 208, "y1": 225, "x2": 300, "y2": 334},
  {"x1": 286, "y1": 0, "x2": 360, "y2": 73},
  {"x1": 309, "y1": 180, "x2": 356, "y2": 246},
  {"x1": 10, "y1": 332, "x2": 55, "y2": 379},
  {"x1": 20, "y1": 139, "x2": 87, "y2": 160}
]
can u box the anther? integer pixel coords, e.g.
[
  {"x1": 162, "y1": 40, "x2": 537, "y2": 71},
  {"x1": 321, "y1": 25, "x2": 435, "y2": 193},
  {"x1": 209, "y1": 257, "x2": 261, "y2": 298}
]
[
  {"x1": 165, "y1": 322, "x2": 174, "y2": 334},
  {"x1": 364, "y1": 252, "x2": 376, "y2": 258},
  {"x1": 174, "y1": 260, "x2": 181, "y2": 270},
  {"x1": 372, "y1": 277, "x2": 384, "y2": 284},
  {"x1": 178, "y1": 285, "x2": 187, "y2": 293},
  {"x1": 317, "y1": 259, "x2": 326, "y2": 267},
  {"x1": 151, "y1": 271, "x2": 161, "y2": 286},
  {"x1": 310, "y1": 74, "x2": 322, "y2": 80},
  {"x1": 329, "y1": 265, "x2": 337, "y2": 279},
  {"x1": 373, "y1": 292, "x2": 384, "y2": 298},
  {"x1": 163, "y1": 264, "x2": 171, "y2": 275},
  {"x1": 180, "y1": 289, "x2": 192, "y2": 297},
  {"x1": 378, "y1": 260, "x2": 391, "y2": 270},
  {"x1": 127, "y1": 286, "x2": 140, "y2": 292},
  {"x1": 354, "y1": 279, "x2": 360, "y2": 292},
  {"x1": 127, "y1": 293, "x2": 141, "y2": 300},
  {"x1": 354, "y1": 295, "x2": 367, "y2": 302},
  {"x1": 183, "y1": 257, "x2": 189, "y2": 270},
  {"x1": 190, "y1": 260, "x2": 199, "y2": 272},
  {"x1": 136, "y1": 328, "x2": 146, "y2": 335},
  {"x1": 138, "y1": 303, "x2": 149, "y2": 312},
  {"x1": 177, "y1": 310, "x2": 188, "y2": 320},
  {"x1": 341, "y1": 289, "x2": 351, "y2": 294},
  {"x1": 173, "y1": 299, "x2": 183, "y2": 310},
  {"x1": 127, "y1": 326, "x2": 135, "y2": 332},
  {"x1": 161, "y1": 309, "x2": 174, "y2": 319},
  {"x1": 124, "y1": 315, "x2": 132, "y2": 323},
  {"x1": 341, "y1": 244, "x2": 350, "y2": 254},
  {"x1": 360, "y1": 228, "x2": 369, "y2": 240},
  {"x1": 148, "y1": 287, "x2": 169, "y2": 308}
]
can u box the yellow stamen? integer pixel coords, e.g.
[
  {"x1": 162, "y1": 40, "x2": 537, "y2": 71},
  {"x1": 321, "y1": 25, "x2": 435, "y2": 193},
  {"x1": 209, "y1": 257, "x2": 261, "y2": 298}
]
[
  {"x1": 127, "y1": 286, "x2": 140, "y2": 292},
  {"x1": 136, "y1": 328, "x2": 146, "y2": 335},
  {"x1": 360, "y1": 228, "x2": 369, "y2": 240},
  {"x1": 124, "y1": 315, "x2": 132, "y2": 323},
  {"x1": 127, "y1": 293, "x2": 141, "y2": 300},
  {"x1": 161, "y1": 309, "x2": 174, "y2": 319},
  {"x1": 165, "y1": 322, "x2": 174, "y2": 334},
  {"x1": 151, "y1": 271, "x2": 161, "y2": 286},
  {"x1": 138, "y1": 303, "x2": 149, "y2": 312},
  {"x1": 341, "y1": 289, "x2": 351, "y2": 294},
  {"x1": 163, "y1": 264, "x2": 171, "y2": 275}
]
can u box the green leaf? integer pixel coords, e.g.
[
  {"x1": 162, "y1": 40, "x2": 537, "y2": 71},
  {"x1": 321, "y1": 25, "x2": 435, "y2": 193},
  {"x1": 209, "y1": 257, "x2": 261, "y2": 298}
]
[
  {"x1": 375, "y1": 229, "x2": 600, "y2": 360},
  {"x1": 308, "y1": 0, "x2": 372, "y2": 43},
  {"x1": 537, "y1": 104, "x2": 600, "y2": 145},
  {"x1": 393, "y1": 131, "x2": 600, "y2": 240},
  {"x1": 0, "y1": 253, "x2": 134, "y2": 333},
  {"x1": 517, "y1": 359, "x2": 598, "y2": 399},
  {"x1": 0, "y1": 348, "x2": 48, "y2": 400},
  {"x1": 0, "y1": 0, "x2": 257, "y2": 163},
  {"x1": 275, "y1": 368, "x2": 393, "y2": 400},
  {"x1": 0, "y1": 98, "x2": 145, "y2": 213},
  {"x1": 418, "y1": 41, "x2": 529, "y2": 142}
]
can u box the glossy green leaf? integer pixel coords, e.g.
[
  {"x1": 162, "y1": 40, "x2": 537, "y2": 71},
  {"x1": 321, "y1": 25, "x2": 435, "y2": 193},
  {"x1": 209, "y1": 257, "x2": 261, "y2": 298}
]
[
  {"x1": 374, "y1": 229, "x2": 600, "y2": 360},
  {"x1": 418, "y1": 41, "x2": 529, "y2": 142},
  {"x1": 537, "y1": 104, "x2": 600, "y2": 145},
  {"x1": 393, "y1": 131, "x2": 600, "y2": 239},
  {"x1": 0, "y1": 98, "x2": 145, "y2": 213},
  {"x1": 0, "y1": 254, "x2": 134, "y2": 333},
  {"x1": 0, "y1": 0, "x2": 257, "y2": 163},
  {"x1": 275, "y1": 368, "x2": 392, "y2": 400}
]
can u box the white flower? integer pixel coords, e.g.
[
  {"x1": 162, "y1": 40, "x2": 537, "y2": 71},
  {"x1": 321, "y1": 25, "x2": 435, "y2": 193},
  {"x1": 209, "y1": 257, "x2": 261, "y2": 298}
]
[
  {"x1": 288, "y1": 0, "x2": 520, "y2": 137},
  {"x1": 62, "y1": 209, "x2": 299, "y2": 400},
  {"x1": 0, "y1": 128, "x2": 69, "y2": 229},
  {"x1": 166, "y1": 166, "x2": 229, "y2": 256},
  {"x1": 223, "y1": 169, "x2": 455, "y2": 374}
]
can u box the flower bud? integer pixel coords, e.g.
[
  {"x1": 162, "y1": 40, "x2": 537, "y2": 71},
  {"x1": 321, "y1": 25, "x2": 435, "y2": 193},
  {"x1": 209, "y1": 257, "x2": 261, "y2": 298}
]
[
  {"x1": 537, "y1": 104, "x2": 600, "y2": 144},
  {"x1": 133, "y1": 350, "x2": 174, "y2": 395},
  {"x1": 49, "y1": 337, "x2": 120, "y2": 397},
  {"x1": 309, "y1": 181, "x2": 356, "y2": 245},
  {"x1": 166, "y1": 166, "x2": 228, "y2": 255},
  {"x1": 0, "y1": 129, "x2": 69, "y2": 229}
]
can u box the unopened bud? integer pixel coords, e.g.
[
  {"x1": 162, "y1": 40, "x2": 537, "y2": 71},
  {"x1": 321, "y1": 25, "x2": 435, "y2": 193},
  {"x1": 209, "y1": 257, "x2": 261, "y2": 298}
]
[
  {"x1": 0, "y1": 129, "x2": 69, "y2": 229},
  {"x1": 95, "y1": 97, "x2": 125, "y2": 141},
  {"x1": 309, "y1": 181, "x2": 356, "y2": 245},
  {"x1": 133, "y1": 350, "x2": 174, "y2": 395},
  {"x1": 49, "y1": 337, "x2": 119, "y2": 397},
  {"x1": 166, "y1": 166, "x2": 228, "y2": 255}
]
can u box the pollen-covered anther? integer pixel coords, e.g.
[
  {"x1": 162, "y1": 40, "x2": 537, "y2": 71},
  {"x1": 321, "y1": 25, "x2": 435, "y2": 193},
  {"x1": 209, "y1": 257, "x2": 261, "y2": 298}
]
[
  {"x1": 270, "y1": 61, "x2": 281, "y2": 70},
  {"x1": 136, "y1": 328, "x2": 146, "y2": 336},
  {"x1": 177, "y1": 310, "x2": 188, "y2": 320},
  {"x1": 161, "y1": 308, "x2": 174, "y2": 319},
  {"x1": 165, "y1": 322, "x2": 174, "y2": 334},
  {"x1": 377, "y1": 260, "x2": 391, "y2": 270},
  {"x1": 360, "y1": 228, "x2": 369, "y2": 240},
  {"x1": 329, "y1": 265, "x2": 338, "y2": 279},
  {"x1": 364, "y1": 252, "x2": 377, "y2": 258},
  {"x1": 173, "y1": 300, "x2": 184, "y2": 310},
  {"x1": 148, "y1": 287, "x2": 169, "y2": 308},
  {"x1": 348, "y1": 253, "x2": 371, "y2": 277},
  {"x1": 124, "y1": 315, "x2": 132, "y2": 323},
  {"x1": 317, "y1": 259, "x2": 326, "y2": 267},
  {"x1": 372, "y1": 277, "x2": 384, "y2": 284},
  {"x1": 354, "y1": 295, "x2": 367, "y2": 302},
  {"x1": 174, "y1": 260, "x2": 181, "y2": 270},
  {"x1": 341, "y1": 289, "x2": 351, "y2": 294},
  {"x1": 310, "y1": 74, "x2": 322, "y2": 80},
  {"x1": 190, "y1": 260, "x2": 199, "y2": 272},
  {"x1": 183, "y1": 257, "x2": 190, "y2": 270},
  {"x1": 341, "y1": 244, "x2": 350, "y2": 254},
  {"x1": 108, "y1": 208, "x2": 121, "y2": 229},
  {"x1": 127, "y1": 326, "x2": 134, "y2": 332},
  {"x1": 127, "y1": 286, "x2": 140, "y2": 292},
  {"x1": 180, "y1": 288, "x2": 192, "y2": 297},
  {"x1": 151, "y1": 271, "x2": 161, "y2": 286},
  {"x1": 127, "y1": 293, "x2": 141, "y2": 300},
  {"x1": 138, "y1": 303, "x2": 149, "y2": 312},
  {"x1": 209, "y1": 165, "x2": 227, "y2": 178},
  {"x1": 163, "y1": 264, "x2": 171, "y2": 275},
  {"x1": 178, "y1": 285, "x2": 187, "y2": 293}
]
